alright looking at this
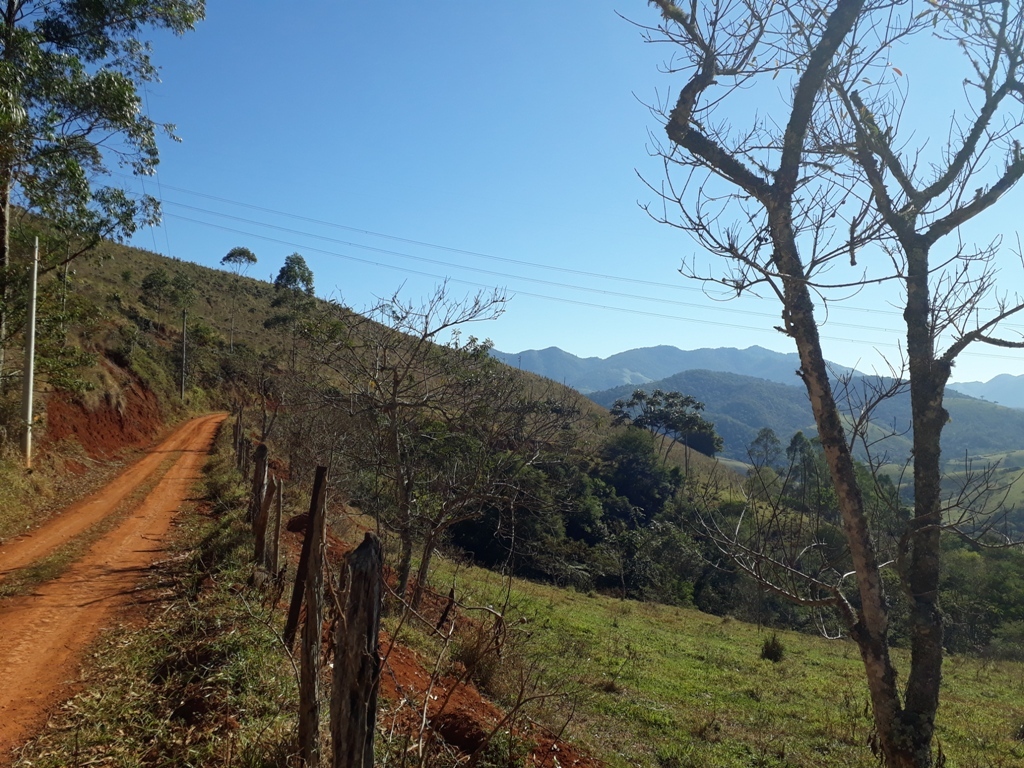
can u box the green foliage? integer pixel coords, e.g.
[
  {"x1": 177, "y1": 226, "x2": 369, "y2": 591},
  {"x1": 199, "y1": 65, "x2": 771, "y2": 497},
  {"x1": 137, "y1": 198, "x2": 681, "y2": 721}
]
[
  {"x1": 592, "y1": 370, "x2": 1024, "y2": 467},
  {"x1": 760, "y1": 633, "x2": 785, "y2": 662},
  {"x1": 601, "y1": 428, "x2": 683, "y2": 523},
  {"x1": 0, "y1": 1, "x2": 204, "y2": 247},
  {"x1": 611, "y1": 388, "x2": 723, "y2": 460},
  {"x1": 273, "y1": 252, "x2": 314, "y2": 296},
  {"x1": 170, "y1": 271, "x2": 196, "y2": 310},
  {"x1": 139, "y1": 266, "x2": 169, "y2": 310},
  {"x1": 220, "y1": 246, "x2": 257, "y2": 274}
]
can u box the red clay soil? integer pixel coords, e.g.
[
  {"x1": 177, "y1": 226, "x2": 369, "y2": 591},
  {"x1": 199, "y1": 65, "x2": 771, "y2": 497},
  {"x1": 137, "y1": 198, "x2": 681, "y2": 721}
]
[
  {"x1": 43, "y1": 379, "x2": 163, "y2": 459},
  {"x1": 378, "y1": 632, "x2": 600, "y2": 768},
  {"x1": 0, "y1": 415, "x2": 224, "y2": 573},
  {"x1": 0, "y1": 413, "x2": 226, "y2": 765}
]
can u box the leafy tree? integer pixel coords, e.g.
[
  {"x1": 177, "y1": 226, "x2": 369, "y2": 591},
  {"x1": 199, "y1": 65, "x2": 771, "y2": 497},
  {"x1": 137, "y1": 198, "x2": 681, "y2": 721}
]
[
  {"x1": 747, "y1": 427, "x2": 782, "y2": 470},
  {"x1": 169, "y1": 271, "x2": 195, "y2": 311},
  {"x1": 220, "y1": 246, "x2": 257, "y2": 276},
  {"x1": 273, "y1": 252, "x2": 314, "y2": 297},
  {"x1": 0, "y1": 0, "x2": 204, "y2": 381},
  {"x1": 610, "y1": 388, "x2": 722, "y2": 466},
  {"x1": 220, "y1": 247, "x2": 255, "y2": 351},
  {"x1": 647, "y1": 1, "x2": 1024, "y2": 764},
  {"x1": 265, "y1": 253, "x2": 316, "y2": 368},
  {"x1": 600, "y1": 428, "x2": 682, "y2": 524},
  {"x1": 139, "y1": 267, "x2": 169, "y2": 311}
]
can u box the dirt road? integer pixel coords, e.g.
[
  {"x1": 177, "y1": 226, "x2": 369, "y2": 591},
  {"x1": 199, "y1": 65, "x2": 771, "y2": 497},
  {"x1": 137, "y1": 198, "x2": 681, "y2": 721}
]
[{"x1": 0, "y1": 413, "x2": 226, "y2": 764}]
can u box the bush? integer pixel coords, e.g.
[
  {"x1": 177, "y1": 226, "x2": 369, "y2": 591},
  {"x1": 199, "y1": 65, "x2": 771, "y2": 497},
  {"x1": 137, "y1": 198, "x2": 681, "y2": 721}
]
[
  {"x1": 760, "y1": 633, "x2": 785, "y2": 663},
  {"x1": 988, "y1": 621, "x2": 1024, "y2": 661}
]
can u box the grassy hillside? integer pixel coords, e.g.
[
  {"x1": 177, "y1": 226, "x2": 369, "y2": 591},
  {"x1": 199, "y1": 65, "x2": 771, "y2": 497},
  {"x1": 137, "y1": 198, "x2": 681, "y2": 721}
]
[
  {"x1": 9, "y1": 235, "x2": 1023, "y2": 768},
  {"x1": 446, "y1": 561, "x2": 1024, "y2": 768}
]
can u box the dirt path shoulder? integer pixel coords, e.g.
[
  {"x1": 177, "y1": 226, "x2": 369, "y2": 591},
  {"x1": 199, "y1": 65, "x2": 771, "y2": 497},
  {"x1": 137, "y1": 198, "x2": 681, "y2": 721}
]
[{"x1": 0, "y1": 413, "x2": 226, "y2": 764}]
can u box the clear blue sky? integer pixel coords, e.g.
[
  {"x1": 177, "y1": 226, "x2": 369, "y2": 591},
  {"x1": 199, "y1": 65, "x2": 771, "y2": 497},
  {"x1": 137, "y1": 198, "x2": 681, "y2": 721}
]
[{"x1": 120, "y1": 1, "x2": 1024, "y2": 384}]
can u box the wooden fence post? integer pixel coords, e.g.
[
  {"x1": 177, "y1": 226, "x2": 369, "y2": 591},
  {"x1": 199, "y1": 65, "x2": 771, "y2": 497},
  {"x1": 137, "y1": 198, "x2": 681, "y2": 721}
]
[
  {"x1": 235, "y1": 406, "x2": 245, "y2": 471},
  {"x1": 269, "y1": 477, "x2": 283, "y2": 576},
  {"x1": 284, "y1": 467, "x2": 328, "y2": 647},
  {"x1": 253, "y1": 476, "x2": 278, "y2": 567},
  {"x1": 249, "y1": 443, "x2": 268, "y2": 525},
  {"x1": 299, "y1": 466, "x2": 328, "y2": 768},
  {"x1": 330, "y1": 532, "x2": 382, "y2": 768}
]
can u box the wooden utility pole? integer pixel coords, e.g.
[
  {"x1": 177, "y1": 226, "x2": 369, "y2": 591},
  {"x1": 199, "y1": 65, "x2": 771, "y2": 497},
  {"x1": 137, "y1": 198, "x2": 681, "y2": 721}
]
[
  {"x1": 21, "y1": 238, "x2": 38, "y2": 469},
  {"x1": 180, "y1": 307, "x2": 187, "y2": 400}
]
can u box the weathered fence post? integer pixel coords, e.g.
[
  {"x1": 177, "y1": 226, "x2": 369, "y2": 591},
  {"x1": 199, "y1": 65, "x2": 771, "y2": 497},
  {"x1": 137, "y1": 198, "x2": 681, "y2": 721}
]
[
  {"x1": 330, "y1": 532, "x2": 382, "y2": 768},
  {"x1": 253, "y1": 476, "x2": 278, "y2": 567},
  {"x1": 299, "y1": 466, "x2": 328, "y2": 767},
  {"x1": 234, "y1": 406, "x2": 245, "y2": 471},
  {"x1": 269, "y1": 477, "x2": 283, "y2": 575},
  {"x1": 249, "y1": 443, "x2": 268, "y2": 524},
  {"x1": 284, "y1": 467, "x2": 328, "y2": 647}
]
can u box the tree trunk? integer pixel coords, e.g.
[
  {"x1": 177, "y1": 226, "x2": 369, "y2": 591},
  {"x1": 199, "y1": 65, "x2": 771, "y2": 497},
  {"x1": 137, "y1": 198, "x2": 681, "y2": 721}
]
[
  {"x1": 768, "y1": 206, "x2": 907, "y2": 764},
  {"x1": 410, "y1": 532, "x2": 436, "y2": 611},
  {"x1": 891, "y1": 241, "x2": 946, "y2": 767},
  {"x1": 395, "y1": 528, "x2": 413, "y2": 602}
]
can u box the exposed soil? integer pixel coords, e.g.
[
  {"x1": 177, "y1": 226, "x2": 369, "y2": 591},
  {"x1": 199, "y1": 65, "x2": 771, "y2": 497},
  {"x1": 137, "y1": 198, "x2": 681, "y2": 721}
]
[
  {"x1": 43, "y1": 379, "x2": 163, "y2": 460},
  {"x1": 378, "y1": 630, "x2": 601, "y2": 768},
  {"x1": 0, "y1": 415, "x2": 223, "y2": 578},
  {"x1": 0, "y1": 413, "x2": 226, "y2": 765}
]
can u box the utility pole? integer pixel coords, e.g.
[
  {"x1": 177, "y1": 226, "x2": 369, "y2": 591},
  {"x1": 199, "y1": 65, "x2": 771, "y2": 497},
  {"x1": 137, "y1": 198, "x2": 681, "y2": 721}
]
[
  {"x1": 180, "y1": 307, "x2": 187, "y2": 401},
  {"x1": 22, "y1": 237, "x2": 38, "y2": 468}
]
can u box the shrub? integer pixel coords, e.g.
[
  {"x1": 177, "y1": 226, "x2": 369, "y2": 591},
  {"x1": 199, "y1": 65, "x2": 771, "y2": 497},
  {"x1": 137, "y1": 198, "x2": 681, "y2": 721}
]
[{"x1": 760, "y1": 633, "x2": 784, "y2": 663}]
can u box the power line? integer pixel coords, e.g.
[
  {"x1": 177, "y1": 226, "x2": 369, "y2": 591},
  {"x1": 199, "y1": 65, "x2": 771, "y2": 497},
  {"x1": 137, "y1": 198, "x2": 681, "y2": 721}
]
[
  {"x1": 158, "y1": 211, "x2": 1024, "y2": 366},
  {"x1": 113, "y1": 176, "x2": 1023, "y2": 366},
  {"x1": 162, "y1": 203, "x2": 907, "y2": 333},
  {"x1": 160, "y1": 212, "x2": 912, "y2": 346},
  {"x1": 124, "y1": 175, "x2": 1024, "y2": 339},
  {"x1": 148, "y1": 180, "x2": 708, "y2": 293}
]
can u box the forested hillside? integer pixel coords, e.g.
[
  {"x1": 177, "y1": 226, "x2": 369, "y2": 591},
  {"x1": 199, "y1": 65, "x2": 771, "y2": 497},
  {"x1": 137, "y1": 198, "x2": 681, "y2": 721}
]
[{"x1": 590, "y1": 369, "x2": 1024, "y2": 466}]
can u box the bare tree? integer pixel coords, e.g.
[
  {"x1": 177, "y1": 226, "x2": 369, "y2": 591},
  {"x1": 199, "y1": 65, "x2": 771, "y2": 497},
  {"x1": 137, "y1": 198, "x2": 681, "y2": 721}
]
[
  {"x1": 644, "y1": 1, "x2": 1024, "y2": 765},
  {"x1": 305, "y1": 285, "x2": 509, "y2": 600}
]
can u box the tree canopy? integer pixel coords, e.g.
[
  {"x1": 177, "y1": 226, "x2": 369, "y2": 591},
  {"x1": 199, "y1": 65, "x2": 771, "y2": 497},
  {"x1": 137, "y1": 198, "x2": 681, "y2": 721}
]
[
  {"x1": 273, "y1": 253, "x2": 314, "y2": 297},
  {"x1": 610, "y1": 388, "x2": 722, "y2": 462},
  {"x1": 221, "y1": 246, "x2": 257, "y2": 275},
  {"x1": 0, "y1": 0, "x2": 205, "y2": 262},
  {"x1": 0, "y1": 0, "x2": 203, "y2": 383}
]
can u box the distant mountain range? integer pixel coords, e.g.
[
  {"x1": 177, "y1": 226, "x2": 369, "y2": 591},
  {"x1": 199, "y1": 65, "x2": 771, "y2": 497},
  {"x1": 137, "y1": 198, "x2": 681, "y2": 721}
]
[
  {"x1": 490, "y1": 344, "x2": 853, "y2": 393},
  {"x1": 948, "y1": 374, "x2": 1024, "y2": 409},
  {"x1": 492, "y1": 344, "x2": 1024, "y2": 463}
]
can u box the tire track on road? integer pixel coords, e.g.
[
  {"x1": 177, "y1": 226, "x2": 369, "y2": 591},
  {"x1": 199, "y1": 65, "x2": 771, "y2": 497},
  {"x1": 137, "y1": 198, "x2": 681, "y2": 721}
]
[{"x1": 0, "y1": 412, "x2": 226, "y2": 764}]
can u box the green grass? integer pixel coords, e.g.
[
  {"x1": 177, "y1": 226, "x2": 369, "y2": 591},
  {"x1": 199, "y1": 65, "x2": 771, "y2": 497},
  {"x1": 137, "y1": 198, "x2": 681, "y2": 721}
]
[{"x1": 421, "y1": 559, "x2": 1024, "y2": 768}]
